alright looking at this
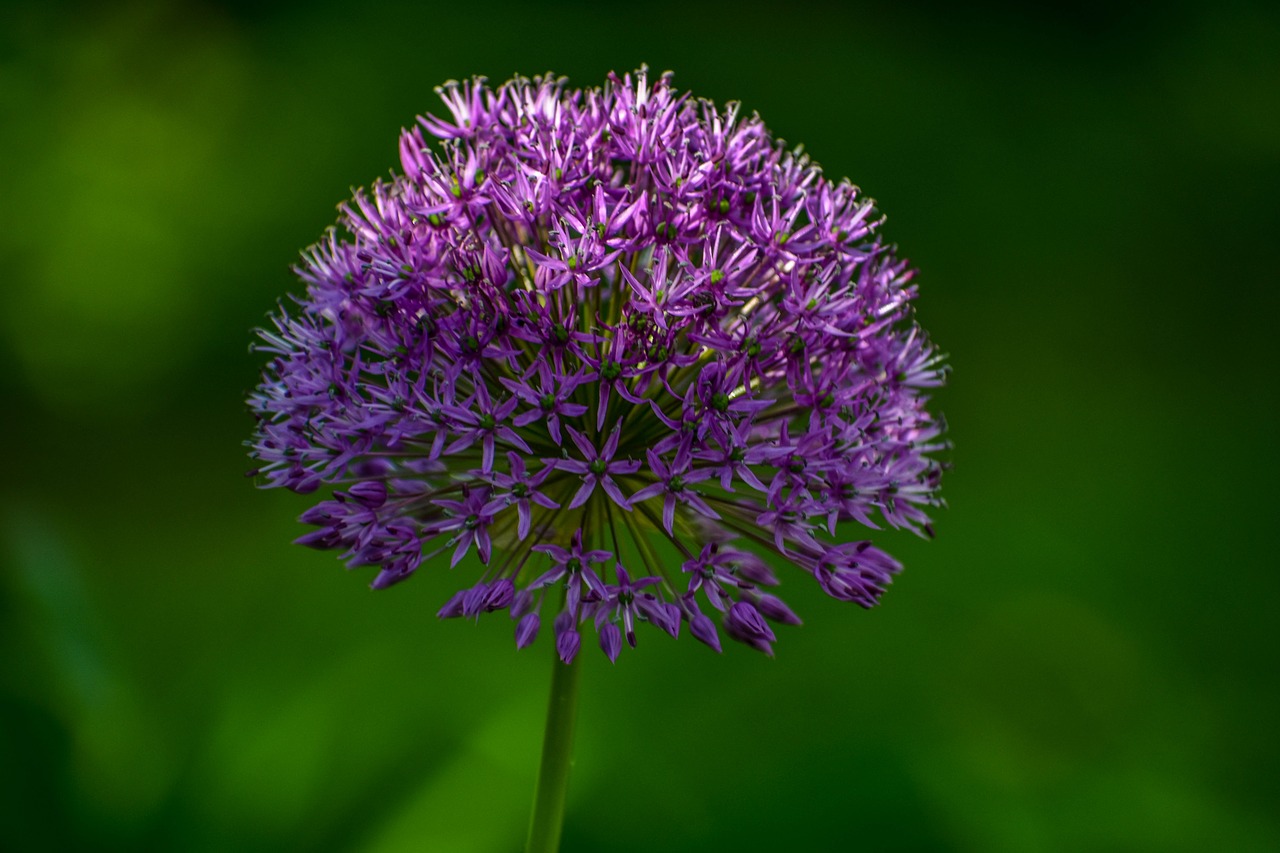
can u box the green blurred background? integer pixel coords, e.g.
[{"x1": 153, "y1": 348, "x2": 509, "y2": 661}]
[{"x1": 2, "y1": 1, "x2": 1277, "y2": 850}]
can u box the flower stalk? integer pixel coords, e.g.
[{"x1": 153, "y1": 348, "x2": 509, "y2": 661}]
[{"x1": 525, "y1": 649, "x2": 582, "y2": 853}]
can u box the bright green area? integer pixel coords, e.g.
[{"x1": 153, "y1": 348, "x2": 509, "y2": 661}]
[{"x1": 1, "y1": 1, "x2": 1277, "y2": 850}]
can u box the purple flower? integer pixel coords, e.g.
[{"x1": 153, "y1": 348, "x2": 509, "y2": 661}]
[
  {"x1": 248, "y1": 68, "x2": 947, "y2": 660},
  {"x1": 724, "y1": 601, "x2": 777, "y2": 657},
  {"x1": 487, "y1": 452, "x2": 560, "y2": 540},
  {"x1": 500, "y1": 364, "x2": 588, "y2": 447},
  {"x1": 589, "y1": 565, "x2": 681, "y2": 654},
  {"x1": 553, "y1": 610, "x2": 582, "y2": 664},
  {"x1": 553, "y1": 424, "x2": 641, "y2": 512},
  {"x1": 442, "y1": 381, "x2": 529, "y2": 473},
  {"x1": 530, "y1": 530, "x2": 610, "y2": 617},
  {"x1": 422, "y1": 486, "x2": 506, "y2": 567},
  {"x1": 630, "y1": 447, "x2": 719, "y2": 534}
]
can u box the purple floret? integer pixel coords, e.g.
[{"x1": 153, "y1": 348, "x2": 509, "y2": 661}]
[{"x1": 247, "y1": 68, "x2": 948, "y2": 660}]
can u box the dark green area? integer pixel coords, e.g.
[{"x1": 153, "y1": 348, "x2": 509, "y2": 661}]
[{"x1": 2, "y1": 1, "x2": 1277, "y2": 850}]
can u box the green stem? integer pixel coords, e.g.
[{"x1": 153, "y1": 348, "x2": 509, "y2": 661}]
[{"x1": 525, "y1": 645, "x2": 582, "y2": 853}]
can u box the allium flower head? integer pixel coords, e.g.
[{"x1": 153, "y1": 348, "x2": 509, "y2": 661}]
[{"x1": 247, "y1": 68, "x2": 948, "y2": 661}]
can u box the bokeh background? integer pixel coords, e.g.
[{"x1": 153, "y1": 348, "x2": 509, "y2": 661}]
[{"x1": 2, "y1": 1, "x2": 1277, "y2": 850}]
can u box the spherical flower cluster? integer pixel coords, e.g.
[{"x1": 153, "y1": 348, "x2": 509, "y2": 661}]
[{"x1": 247, "y1": 68, "x2": 947, "y2": 660}]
